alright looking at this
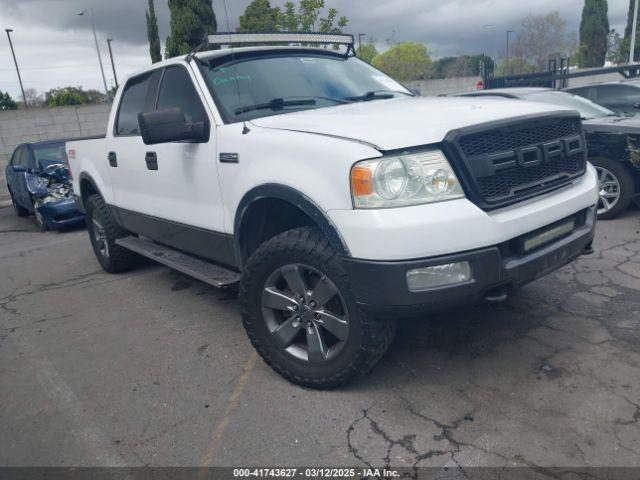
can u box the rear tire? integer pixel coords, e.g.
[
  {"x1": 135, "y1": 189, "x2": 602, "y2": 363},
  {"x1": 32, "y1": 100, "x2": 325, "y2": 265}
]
[
  {"x1": 240, "y1": 227, "x2": 395, "y2": 389},
  {"x1": 9, "y1": 189, "x2": 29, "y2": 218},
  {"x1": 85, "y1": 194, "x2": 141, "y2": 273},
  {"x1": 591, "y1": 157, "x2": 635, "y2": 220}
]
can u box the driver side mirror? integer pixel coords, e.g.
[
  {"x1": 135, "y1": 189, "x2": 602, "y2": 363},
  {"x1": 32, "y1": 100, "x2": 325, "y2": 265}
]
[
  {"x1": 634, "y1": 102, "x2": 640, "y2": 109},
  {"x1": 138, "y1": 107, "x2": 209, "y2": 146},
  {"x1": 11, "y1": 165, "x2": 27, "y2": 173}
]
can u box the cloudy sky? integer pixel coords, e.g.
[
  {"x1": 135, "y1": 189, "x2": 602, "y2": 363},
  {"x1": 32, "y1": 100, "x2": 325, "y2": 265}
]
[{"x1": 0, "y1": 0, "x2": 632, "y2": 99}]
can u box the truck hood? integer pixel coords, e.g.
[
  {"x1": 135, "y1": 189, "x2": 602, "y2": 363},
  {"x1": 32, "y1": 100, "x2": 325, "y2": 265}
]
[
  {"x1": 250, "y1": 96, "x2": 571, "y2": 151},
  {"x1": 582, "y1": 115, "x2": 640, "y2": 135}
]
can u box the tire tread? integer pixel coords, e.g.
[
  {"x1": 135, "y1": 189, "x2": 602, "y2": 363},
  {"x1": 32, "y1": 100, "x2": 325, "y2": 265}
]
[{"x1": 240, "y1": 227, "x2": 394, "y2": 389}]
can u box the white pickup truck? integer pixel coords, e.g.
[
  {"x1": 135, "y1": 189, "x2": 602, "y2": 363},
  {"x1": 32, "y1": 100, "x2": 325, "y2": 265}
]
[{"x1": 68, "y1": 33, "x2": 599, "y2": 388}]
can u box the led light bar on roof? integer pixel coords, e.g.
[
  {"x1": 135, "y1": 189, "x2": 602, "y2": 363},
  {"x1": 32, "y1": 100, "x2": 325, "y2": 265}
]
[{"x1": 207, "y1": 32, "x2": 355, "y2": 47}]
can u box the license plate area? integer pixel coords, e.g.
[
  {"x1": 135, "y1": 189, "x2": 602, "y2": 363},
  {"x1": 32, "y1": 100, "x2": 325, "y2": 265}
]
[{"x1": 514, "y1": 212, "x2": 584, "y2": 254}]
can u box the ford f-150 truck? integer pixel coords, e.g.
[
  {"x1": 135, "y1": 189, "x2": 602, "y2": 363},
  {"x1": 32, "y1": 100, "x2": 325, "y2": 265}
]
[{"x1": 68, "y1": 33, "x2": 599, "y2": 389}]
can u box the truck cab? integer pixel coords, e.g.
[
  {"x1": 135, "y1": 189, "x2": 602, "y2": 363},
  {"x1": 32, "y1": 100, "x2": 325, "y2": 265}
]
[{"x1": 68, "y1": 34, "x2": 599, "y2": 389}]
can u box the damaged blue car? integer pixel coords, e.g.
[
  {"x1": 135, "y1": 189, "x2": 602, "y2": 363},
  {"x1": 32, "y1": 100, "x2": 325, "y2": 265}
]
[{"x1": 5, "y1": 140, "x2": 85, "y2": 231}]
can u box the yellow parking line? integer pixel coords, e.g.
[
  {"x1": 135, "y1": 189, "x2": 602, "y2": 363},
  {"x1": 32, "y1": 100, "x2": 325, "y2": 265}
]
[{"x1": 199, "y1": 350, "x2": 258, "y2": 467}]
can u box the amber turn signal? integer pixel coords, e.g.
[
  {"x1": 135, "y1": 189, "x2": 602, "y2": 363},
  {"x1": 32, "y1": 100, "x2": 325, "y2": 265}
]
[{"x1": 351, "y1": 165, "x2": 373, "y2": 196}]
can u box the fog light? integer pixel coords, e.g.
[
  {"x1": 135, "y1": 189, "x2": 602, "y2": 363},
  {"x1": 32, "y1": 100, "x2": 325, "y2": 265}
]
[{"x1": 406, "y1": 261, "x2": 472, "y2": 291}]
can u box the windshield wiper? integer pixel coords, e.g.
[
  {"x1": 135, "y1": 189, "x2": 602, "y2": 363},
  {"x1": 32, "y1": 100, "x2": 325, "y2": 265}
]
[
  {"x1": 235, "y1": 96, "x2": 350, "y2": 115},
  {"x1": 346, "y1": 90, "x2": 414, "y2": 102}
]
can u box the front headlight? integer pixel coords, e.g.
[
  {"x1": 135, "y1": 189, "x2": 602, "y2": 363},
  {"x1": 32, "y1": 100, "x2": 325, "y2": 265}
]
[{"x1": 351, "y1": 149, "x2": 465, "y2": 209}]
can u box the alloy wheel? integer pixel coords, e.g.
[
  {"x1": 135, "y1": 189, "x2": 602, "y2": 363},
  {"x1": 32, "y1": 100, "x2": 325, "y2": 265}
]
[
  {"x1": 91, "y1": 219, "x2": 110, "y2": 258},
  {"x1": 596, "y1": 166, "x2": 621, "y2": 216},
  {"x1": 261, "y1": 264, "x2": 349, "y2": 364}
]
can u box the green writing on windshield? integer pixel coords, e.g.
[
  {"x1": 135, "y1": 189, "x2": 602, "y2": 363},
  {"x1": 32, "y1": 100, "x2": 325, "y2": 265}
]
[{"x1": 212, "y1": 75, "x2": 252, "y2": 86}]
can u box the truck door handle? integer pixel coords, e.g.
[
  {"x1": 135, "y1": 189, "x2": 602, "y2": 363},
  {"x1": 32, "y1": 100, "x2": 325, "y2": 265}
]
[
  {"x1": 145, "y1": 152, "x2": 158, "y2": 171},
  {"x1": 108, "y1": 151, "x2": 118, "y2": 167}
]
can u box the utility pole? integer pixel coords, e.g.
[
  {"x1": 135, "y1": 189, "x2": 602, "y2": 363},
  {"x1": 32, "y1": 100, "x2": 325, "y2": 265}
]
[
  {"x1": 358, "y1": 33, "x2": 366, "y2": 52},
  {"x1": 5, "y1": 29, "x2": 27, "y2": 108},
  {"x1": 630, "y1": 0, "x2": 639, "y2": 64},
  {"x1": 506, "y1": 30, "x2": 514, "y2": 74},
  {"x1": 78, "y1": 9, "x2": 109, "y2": 96},
  {"x1": 106, "y1": 38, "x2": 118, "y2": 89}
]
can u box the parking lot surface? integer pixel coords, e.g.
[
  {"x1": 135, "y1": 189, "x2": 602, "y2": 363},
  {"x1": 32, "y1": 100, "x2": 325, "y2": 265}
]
[{"x1": 1, "y1": 205, "x2": 640, "y2": 470}]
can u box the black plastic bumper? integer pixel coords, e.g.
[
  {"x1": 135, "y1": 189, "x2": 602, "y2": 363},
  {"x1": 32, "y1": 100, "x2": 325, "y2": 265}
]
[{"x1": 343, "y1": 206, "x2": 597, "y2": 318}]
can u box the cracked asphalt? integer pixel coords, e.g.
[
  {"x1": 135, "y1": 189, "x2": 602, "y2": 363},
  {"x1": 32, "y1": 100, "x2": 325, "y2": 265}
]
[{"x1": 1, "y1": 205, "x2": 640, "y2": 471}]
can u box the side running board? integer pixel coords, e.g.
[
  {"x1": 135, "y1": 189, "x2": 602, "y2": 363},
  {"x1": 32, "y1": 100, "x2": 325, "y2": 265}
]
[{"x1": 116, "y1": 236, "x2": 240, "y2": 288}]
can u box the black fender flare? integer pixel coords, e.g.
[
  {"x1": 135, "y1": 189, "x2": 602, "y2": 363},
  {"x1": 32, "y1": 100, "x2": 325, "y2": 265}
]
[
  {"x1": 234, "y1": 184, "x2": 351, "y2": 264},
  {"x1": 77, "y1": 172, "x2": 103, "y2": 212}
]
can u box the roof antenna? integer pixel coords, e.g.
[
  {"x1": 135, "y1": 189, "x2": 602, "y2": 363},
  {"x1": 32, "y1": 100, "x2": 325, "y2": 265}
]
[
  {"x1": 221, "y1": 0, "x2": 250, "y2": 134},
  {"x1": 185, "y1": 36, "x2": 208, "y2": 65}
]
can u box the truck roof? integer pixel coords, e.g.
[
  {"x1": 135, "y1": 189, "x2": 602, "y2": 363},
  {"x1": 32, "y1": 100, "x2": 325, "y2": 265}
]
[{"x1": 120, "y1": 46, "x2": 345, "y2": 86}]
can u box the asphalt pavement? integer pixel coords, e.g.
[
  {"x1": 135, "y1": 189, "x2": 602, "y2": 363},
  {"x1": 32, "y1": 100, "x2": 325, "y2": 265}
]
[{"x1": 1, "y1": 205, "x2": 640, "y2": 470}]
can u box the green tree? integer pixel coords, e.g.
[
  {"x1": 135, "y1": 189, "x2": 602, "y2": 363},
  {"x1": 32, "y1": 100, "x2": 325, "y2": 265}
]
[
  {"x1": 44, "y1": 87, "x2": 106, "y2": 107},
  {"x1": 607, "y1": 29, "x2": 626, "y2": 64},
  {"x1": 277, "y1": 0, "x2": 348, "y2": 33},
  {"x1": 427, "y1": 54, "x2": 495, "y2": 78},
  {"x1": 371, "y1": 42, "x2": 431, "y2": 81},
  {"x1": 622, "y1": 0, "x2": 640, "y2": 62},
  {"x1": 165, "y1": 0, "x2": 217, "y2": 59},
  {"x1": 356, "y1": 42, "x2": 378, "y2": 64},
  {"x1": 514, "y1": 12, "x2": 569, "y2": 71},
  {"x1": 146, "y1": 0, "x2": 162, "y2": 63},
  {"x1": 0, "y1": 90, "x2": 18, "y2": 110},
  {"x1": 495, "y1": 58, "x2": 533, "y2": 76},
  {"x1": 48, "y1": 89, "x2": 87, "y2": 107},
  {"x1": 578, "y1": 0, "x2": 610, "y2": 67},
  {"x1": 238, "y1": 0, "x2": 280, "y2": 33}
]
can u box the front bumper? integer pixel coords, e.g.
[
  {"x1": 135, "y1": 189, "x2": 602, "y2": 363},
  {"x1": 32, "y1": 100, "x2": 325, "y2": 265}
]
[
  {"x1": 37, "y1": 197, "x2": 85, "y2": 230},
  {"x1": 343, "y1": 206, "x2": 596, "y2": 317}
]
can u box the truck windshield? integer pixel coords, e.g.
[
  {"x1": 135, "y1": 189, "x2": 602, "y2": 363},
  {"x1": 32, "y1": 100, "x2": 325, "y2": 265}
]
[
  {"x1": 199, "y1": 52, "x2": 412, "y2": 123},
  {"x1": 523, "y1": 91, "x2": 616, "y2": 120}
]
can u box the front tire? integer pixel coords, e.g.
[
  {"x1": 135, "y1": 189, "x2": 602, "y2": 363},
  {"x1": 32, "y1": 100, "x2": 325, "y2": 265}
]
[
  {"x1": 240, "y1": 227, "x2": 395, "y2": 389},
  {"x1": 85, "y1": 194, "x2": 141, "y2": 273},
  {"x1": 591, "y1": 157, "x2": 635, "y2": 220}
]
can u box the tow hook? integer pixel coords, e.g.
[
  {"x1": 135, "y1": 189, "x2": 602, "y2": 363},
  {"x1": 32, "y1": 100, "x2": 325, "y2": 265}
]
[
  {"x1": 581, "y1": 243, "x2": 595, "y2": 256},
  {"x1": 484, "y1": 287, "x2": 509, "y2": 303}
]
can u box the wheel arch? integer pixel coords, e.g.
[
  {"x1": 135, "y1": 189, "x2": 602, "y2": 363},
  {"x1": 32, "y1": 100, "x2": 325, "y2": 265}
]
[
  {"x1": 78, "y1": 172, "x2": 102, "y2": 212},
  {"x1": 234, "y1": 184, "x2": 350, "y2": 266}
]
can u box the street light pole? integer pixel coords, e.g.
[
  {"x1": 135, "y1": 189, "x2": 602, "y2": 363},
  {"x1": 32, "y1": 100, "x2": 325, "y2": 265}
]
[
  {"x1": 106, "y1": 38, "x2": 118, "y2": 89},
  {"x1": 506, "y1": 30, "x2": 515, "y2": 74},
  {"x1": 630, "y1": 0, "x2": 639, "y2": 64},
  {"x1": 5, "y1": 29, "x2": 27, "y2": 108},
  {"x1": 78, "y1": 9, "x2": 109, "y2": 96},
  {"x1": 358, "y1": 33, "x2": 366, "y2": 51}
]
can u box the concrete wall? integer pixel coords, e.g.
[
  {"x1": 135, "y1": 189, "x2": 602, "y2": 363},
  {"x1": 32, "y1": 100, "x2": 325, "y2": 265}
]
[
  {"x1": 406, "y1": 71, "x2": 629, "y2": 97},
  {"x1": 0, "y1": 104, "x2": 111, "y2": 201},
  {"x1": 407, "y1": 76, "x2": 479, "y2": 96}
]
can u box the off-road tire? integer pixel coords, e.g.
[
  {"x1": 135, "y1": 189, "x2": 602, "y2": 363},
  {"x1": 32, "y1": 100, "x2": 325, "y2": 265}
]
[
  {"x1": 85, "y1": 194, "x2": 141, "y2": 273},
  {"x1": 591, "y1": 157, "x2": 635, "y2": 220},
  {"x1": 240, "y1": 227, "x2": 396, "y2": 389},
  {"x1": 9, "y1": 188, "x2": 29, "y2": 217}
]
